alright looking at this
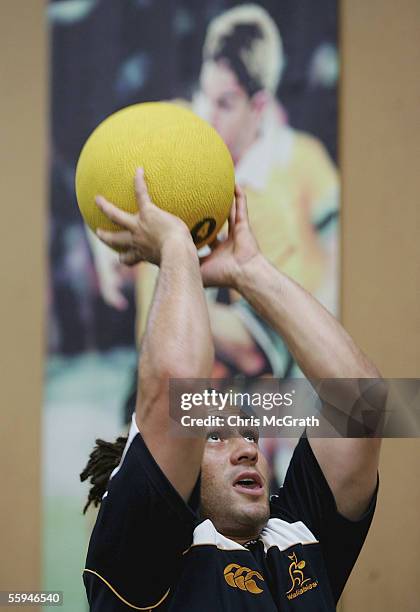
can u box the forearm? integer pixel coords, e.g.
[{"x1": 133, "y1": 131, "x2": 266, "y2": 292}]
[
  {"x1": 135, "y1": 262, "x2": 159, "y2": 345},
  {"x1": 136, "y1": 237, "x2": 214, "y2": 500},
  {"x1": 140, "y1": 238, "x2": 214, "y2": 390},
  {"x1": 238, "y1": 255, "x2": 382, "y2": 519},
  {"x1": 237, "y1": 255, "x2": 379, "y2": 380}
]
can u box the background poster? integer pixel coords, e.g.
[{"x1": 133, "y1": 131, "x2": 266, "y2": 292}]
[{"x1": 46, "y1": 1, "x2": 338, "y2": 609}]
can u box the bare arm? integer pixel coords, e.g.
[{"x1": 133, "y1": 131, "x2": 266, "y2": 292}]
[
  {"x1": 200, "y1": 186, "x2": 381, "y2": 520},
  {"x1": 96, "y1": 169, "x2": 214, "y2": 502},
  {"x1": 135, "y1": 262, "x2": 159, "y2": 343},
  {"x1": 237, "y1": 255, "x2": 381, "y2": 519},
  {"x1": 137, "y1": 237, "x2": 213, "y2": 501}
]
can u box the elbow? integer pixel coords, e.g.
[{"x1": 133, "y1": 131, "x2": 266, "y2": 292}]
[
  {"x1": 349, "y1": 343, "x2": 382, "y2": 379},
  {"x1": 360, "y1": 356, "x2": 382, "y2": 379}
]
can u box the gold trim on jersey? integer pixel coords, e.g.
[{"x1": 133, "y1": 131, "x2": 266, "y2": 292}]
[{"x1": 83, "y1": 569, "x2": 170, "y2": 609}]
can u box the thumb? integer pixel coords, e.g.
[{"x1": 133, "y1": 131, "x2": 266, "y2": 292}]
[
  {"x1": 119, "y1": 250, "x2": 144, "y2": 267},
  {"x1": 208, "y1": 237, "x2": 223, "y2": 251},
  {"x1": 198, "y1": 252, "x2": 213, "y2": 268}
]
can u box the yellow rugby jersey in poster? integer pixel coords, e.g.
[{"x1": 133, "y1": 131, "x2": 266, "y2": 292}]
[{"x1": 235, "y1": 117, "x2": 339, "y2": 299}]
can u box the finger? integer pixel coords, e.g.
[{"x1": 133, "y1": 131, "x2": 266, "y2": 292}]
[
  {"x1": 199, "y1": 252, "x2": 212, "y2": 266},
  {"x1": 198, "y1": 237, "x2": 225, "y2": 265},
  {"x1": 198, "y1": 259, "x2": 217, "y2": 287},
  {"x1": 119, "y1": 250, "x2": 144, "y2": 267},
  {"x1": 208, "y1": 237, "x2": 223, "y2": 251},
  {"x1": 103, "y1": 287, "x2": 129, "y2": 311},
  {"x1": 134, "y1": 167, "x2": 152, "y2": 210},
  {"x1": 199, "y1": 267, "x2": 219, "y2": 288},
  {"x1": 234, "y1": 184, "x2": 249, "y2": 223},
  {"x1": 119, "y1": 265, "x2": 138, "y2": 281},
  {"x1": 96, "y1": 228, "x2": 133, "y2": 249},
  {"x1": 228, "y1": 200, "x2": 236, "y2": 237},
  {"x1": 95, "y1": 195, "x2": 137, "y2": 231}
]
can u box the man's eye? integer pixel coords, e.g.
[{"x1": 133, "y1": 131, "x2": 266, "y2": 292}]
[
  {"x1": 242, "y1": 430, "x2": 258, "y2": 443},
  {"x1": 217, "y1": 99, "x2": 233, "y2": 111},
  {"x1": 207, "y1": 431, "x2": 222, "y2": 442}
]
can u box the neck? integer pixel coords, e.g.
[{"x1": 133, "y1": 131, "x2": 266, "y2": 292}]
[{"x1": 233, "y1": 125, "x2": 259, "y2": 165}]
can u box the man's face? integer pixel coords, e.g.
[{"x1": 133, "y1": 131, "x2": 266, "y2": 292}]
[
  {"x1": 198, "y1": 60, "x2": 262, "y2": 162},
  {"x1": 200, "y1": 426, "x2": 271, "y2": 540}
]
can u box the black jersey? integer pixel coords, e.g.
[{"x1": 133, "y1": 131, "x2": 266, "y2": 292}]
[{"x1": 83, "y1": 417, "x2": 377, "y2": 611}]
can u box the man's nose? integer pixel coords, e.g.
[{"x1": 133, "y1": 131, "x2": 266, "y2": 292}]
[{"x1": 230, "y1": 438, "x2": 258, "y2": 466}]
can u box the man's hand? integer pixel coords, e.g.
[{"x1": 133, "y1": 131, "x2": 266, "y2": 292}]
[
  {"x1": 200, "y1": 185, "x2": 261, "y2": 288},
  {"x1": 96, "y1": 256, "x2": 131, "y2": 310},
  {"x1": 95, "y1": 168, "x2": 192, "y2": 266},
  {"x1": 85, "y1": 229, "x2": 131, "y2": 310}
]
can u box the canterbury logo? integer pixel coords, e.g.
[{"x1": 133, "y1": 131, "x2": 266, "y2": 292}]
[
  {"x1": 223, "y1": 563, "x2": 264, "y2": 595},
  {"x1": 286, "y1": 552, "x2": 318, "y2": 600}
]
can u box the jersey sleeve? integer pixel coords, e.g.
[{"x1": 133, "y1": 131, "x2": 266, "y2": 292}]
[
  {"x1": 271, "y1": 435, "x2": 378, "y2": 603},
  {"x1": 83, "y1": 419, "x2": 200, "y2": 611}
]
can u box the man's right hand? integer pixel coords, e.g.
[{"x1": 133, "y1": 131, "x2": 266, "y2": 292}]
[{"x1": 95, "y1": 168, "x2": 193, "y2": 266}]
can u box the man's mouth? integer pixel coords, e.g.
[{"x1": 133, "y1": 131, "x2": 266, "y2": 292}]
[{"x1": 232, "y1": 472, "x2": 264, "y2": 497}]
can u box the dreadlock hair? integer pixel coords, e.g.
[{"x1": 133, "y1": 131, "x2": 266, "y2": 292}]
[{"x1": 80, "y1": 436, "x2": 127, "y2": 514}]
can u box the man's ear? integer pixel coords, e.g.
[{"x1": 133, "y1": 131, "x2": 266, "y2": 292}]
[{"x1": 250, "y1": 90, "x2": 270, "y2": 116}]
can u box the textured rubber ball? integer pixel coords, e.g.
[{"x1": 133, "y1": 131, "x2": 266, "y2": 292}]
[{"x1": 75, "y1": 102, "x2": 235, "y2": 249}]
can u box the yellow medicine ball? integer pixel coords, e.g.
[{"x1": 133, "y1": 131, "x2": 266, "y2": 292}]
[{"x1": 75, "y1": 102, "x2": 235, "y2": 249}]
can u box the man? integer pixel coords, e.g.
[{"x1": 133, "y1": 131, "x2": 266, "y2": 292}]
[{"x1": 82, "y1": 169, "x2": 380, "y2": 610}]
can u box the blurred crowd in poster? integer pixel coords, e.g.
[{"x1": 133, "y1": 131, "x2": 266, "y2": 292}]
[{"x1": 49, "y1": 0, "x2": 339, "y2": 472}]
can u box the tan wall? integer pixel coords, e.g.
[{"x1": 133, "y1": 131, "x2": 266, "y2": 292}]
[
  {"x1": 340, "y1": 0, "x2": 420, "y2": 610},
  {"x1": 0, "y1": 1, "x2": 46, "y2": 609},
  {"x1": 0, "y1": 0, "x2": 419, "y2": 611}
]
